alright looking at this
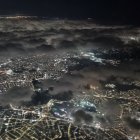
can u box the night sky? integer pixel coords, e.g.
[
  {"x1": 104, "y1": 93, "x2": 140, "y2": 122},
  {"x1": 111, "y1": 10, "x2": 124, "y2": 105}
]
[{"x1": 0, "y1": 0, "x2": 139, "y2": 24}]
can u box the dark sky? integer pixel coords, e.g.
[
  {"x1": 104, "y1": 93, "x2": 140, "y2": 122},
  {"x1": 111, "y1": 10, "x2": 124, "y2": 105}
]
[{"x1": 0, "y1": 0, "x2": 139, "y2": 24}]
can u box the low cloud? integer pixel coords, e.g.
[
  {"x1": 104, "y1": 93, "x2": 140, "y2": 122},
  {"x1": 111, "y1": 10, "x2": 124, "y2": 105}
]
[
  {"x1": 125, "y1": 112, "x2": 140, "y2": 130},
  {"x1": 0, "y1": 86, "x2": 33, "y2": 106},
  {"x1": 72, "y1": 109, "x2": 93, "y2": 125}
]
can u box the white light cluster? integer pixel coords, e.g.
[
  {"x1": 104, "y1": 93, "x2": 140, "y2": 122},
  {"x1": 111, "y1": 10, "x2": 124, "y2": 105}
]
[{"x1": 80, "y1": 51, "x2": 104, "y2": 63}]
